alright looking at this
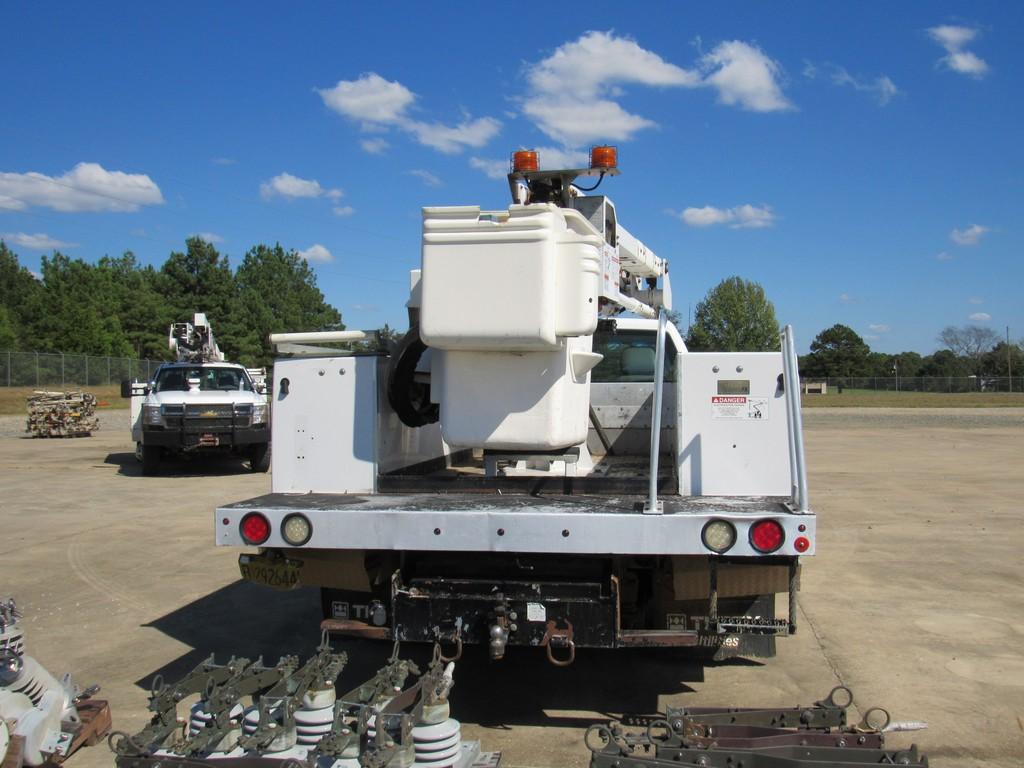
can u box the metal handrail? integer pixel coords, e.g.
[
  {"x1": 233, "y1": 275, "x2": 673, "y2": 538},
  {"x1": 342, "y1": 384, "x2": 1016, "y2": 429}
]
[
  {"x1": 644, "y1": 309, "x2": 667, "y2": 514},
  {"x1": 781, "y1": 325, "x2": 809, "y2": 511}
]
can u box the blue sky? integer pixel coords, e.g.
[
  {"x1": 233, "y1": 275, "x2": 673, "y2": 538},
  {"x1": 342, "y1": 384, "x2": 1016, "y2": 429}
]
[{"x1": 1, "y1": 2, "x2": 1020, "y2": 354}]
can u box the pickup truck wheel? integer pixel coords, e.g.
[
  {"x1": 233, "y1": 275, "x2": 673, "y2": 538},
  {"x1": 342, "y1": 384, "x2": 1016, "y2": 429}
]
[
  {"x1": 141, "y1": 444, "x2": 161, "y2": 476},
  {"x1": 250, "y1": 443, "x2": 270, "y2": 473}
]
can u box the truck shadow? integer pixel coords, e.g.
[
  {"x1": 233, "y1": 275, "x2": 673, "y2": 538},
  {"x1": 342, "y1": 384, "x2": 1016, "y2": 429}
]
[
  {"x1": 104, "y1": 451, "x2": 253, "y2": 477},
  {"x1": 137, "y1": 581, "x2": 753, "y2": 728}
]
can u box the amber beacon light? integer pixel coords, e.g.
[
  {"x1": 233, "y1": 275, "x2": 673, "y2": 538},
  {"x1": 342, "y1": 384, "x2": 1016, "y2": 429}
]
[
  {"x1": 511, "y1": 150, "x2": 539, "y2": 172},
  {"x1": 589, "y1": 145, "x2": 618, "y2": 170}
]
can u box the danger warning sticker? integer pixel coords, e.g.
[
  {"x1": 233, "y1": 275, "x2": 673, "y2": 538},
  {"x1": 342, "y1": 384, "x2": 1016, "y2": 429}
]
[{"x1": 711, "y1": 396, "x2": 769, "y2": 420}]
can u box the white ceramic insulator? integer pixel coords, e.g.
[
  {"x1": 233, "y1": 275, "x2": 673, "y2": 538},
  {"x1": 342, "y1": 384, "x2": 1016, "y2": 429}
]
[
  {"x1": 189, "y1": 703, "x2": 244, "y2": 736},
  {"x1": 412, "y1": 719, "x2": 461, "y2": 768}
]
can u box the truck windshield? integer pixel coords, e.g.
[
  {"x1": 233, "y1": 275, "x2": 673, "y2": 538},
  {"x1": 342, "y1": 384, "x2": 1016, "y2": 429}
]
[
  {"x1": 154, "y1": 366, "x2": 254, "y2": 392},
  {"x1": 591, "y1": 330, "x2": 677, "y2": 383}
]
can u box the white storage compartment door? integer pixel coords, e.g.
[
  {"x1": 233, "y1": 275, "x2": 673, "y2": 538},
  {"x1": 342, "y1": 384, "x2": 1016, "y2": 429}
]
[
  {"x1": 678, "y1": 353, "x2": 792, "y2": 496},
  {"x1": 271, "y1": 356, "x2": 377, "y2": 494}
]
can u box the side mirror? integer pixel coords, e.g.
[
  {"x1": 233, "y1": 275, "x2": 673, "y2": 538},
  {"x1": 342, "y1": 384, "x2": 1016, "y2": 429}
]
[{"x1": 120, "y1": 379, "x2": 132, "y2": 399}]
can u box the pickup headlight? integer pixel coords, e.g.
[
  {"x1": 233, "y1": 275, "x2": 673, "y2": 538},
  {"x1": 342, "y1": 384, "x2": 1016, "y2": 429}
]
[
  {"x1": 252, "y1": 403, "x2": 269, "y2": 425},
  {"x1": 142, "y1": 404, "x2": 164, "y2": 426}
]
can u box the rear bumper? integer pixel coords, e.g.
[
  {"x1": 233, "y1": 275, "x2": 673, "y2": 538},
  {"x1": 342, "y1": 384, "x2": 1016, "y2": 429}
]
[{"x1": 216, "y1": 492, "x2": 815, "y2": 557}]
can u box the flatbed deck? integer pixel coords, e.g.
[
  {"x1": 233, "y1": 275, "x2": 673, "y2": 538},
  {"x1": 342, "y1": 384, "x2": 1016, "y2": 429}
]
[{"x1": 216, "y1": 492, "x2": 815, "y2": 556}]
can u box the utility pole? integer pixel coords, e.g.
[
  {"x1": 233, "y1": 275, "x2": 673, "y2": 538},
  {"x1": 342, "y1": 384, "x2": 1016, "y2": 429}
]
[{"x1": 893, "y1": 357, "x2": 899, "y2": 392}]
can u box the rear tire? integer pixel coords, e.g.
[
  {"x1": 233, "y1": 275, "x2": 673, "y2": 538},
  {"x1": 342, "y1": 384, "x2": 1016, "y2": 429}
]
[
  {"x1": 250, "y1": 443, "x2": 270, "y2": 473},
  {"x1": 141, "y1": 444, "x2": 161, "y2": 476}
]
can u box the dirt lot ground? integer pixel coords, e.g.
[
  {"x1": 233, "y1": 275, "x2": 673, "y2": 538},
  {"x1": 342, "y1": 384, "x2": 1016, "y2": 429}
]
[{"x1": 1, "y1": 408, "x2": 1022, "y2": 767}]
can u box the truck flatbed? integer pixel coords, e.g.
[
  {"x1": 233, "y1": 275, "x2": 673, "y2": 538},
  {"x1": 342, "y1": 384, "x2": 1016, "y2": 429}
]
[{"x1": 217, "y1": 492, "x2": 814, "y2": 557}]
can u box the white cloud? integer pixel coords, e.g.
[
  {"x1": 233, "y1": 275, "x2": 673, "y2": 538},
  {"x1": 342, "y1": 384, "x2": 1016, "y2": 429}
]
[
  {"x1": 950, "y1": 224, "x2": 989, "y2": 246},
  {"x1": 1, "y1": 232, "x2": 78, "y2": 251},
  {"x1": 360, "y1": 138, "x2": 390, "y2": 154},
  {"x1": 469, "y1": 157, "x2": 508, "y2": 180},
  {"x1": 0, "y1": 162, "x2": 163, "y2": 213},
  {"x1": 968, "y1": 312, "x2": 991, "y2": 322},
  {"x1": 332, "y1": 205, "x2": 355, "y2": 217},
  {"x1": 839, "y1": 293, "x2": 854, "y2": 304},
  {"x1": 700, "y1": 40, "x2": 793, "y2": 112},
  {"x1": 260, "y1": 172, "x2": 343, "y2": 201},
  {"x1": 352, "y1": 303, "x2": 378, "y2": 312},
  {"x1": 297, "y1": 244, "x2": 333, "y2": 263},
  {"x1": 935, "y1": 251, "x2": 954, "y2": 261},
  {"x1": 523, "y1": 31, "x2": 702, "y2": 146},
  {"x1": 831, "y1": 67, "x2": 899, "y2": 105},
  {"x1": 317, "y1": 73, "x2": 415, "y2": 124},
  {"x1": 192, "y1": 232, "x2": 223, "y2": 244},
  {"x1": 968, "y1": 296, "x2": 984, "y2": 305},
  {"x1": 678, "y1": 204, "x2": 776, "y2": 229},
  {"x1": 928, "y1": 25, "x2": 989, "y2": 78},
  {"x1": 408, "y1": 169, "x2": 442, "y2": 187},
  {"x1": 318, "y1": 72, "x2": 500, "y2": 154},
  {"x1": 869, "y1": 323, "x2": 891, "y2": 333},
  {"x1": 212, "y1": 157, "x2": 236, "y2": 166},
  {"x1": 403, "y1": 117, "x2": 500, "y2": 154},
  {"x1": 520, "y1": 33, "x2": 790, "y2": 147}
]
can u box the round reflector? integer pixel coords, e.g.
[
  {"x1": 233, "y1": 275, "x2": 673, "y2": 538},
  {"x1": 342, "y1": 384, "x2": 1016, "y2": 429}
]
[
  {"x1": 281, "y1": 514, "x2": 312, "y2": 546},
  {"x1": 590, "y1": 145, "x2": 618, "y2": 169},
  {"x1": 701, "y1": 520, "x2": 737, "y2": 554},
  {"x1": 512, "y1": 150, "x2": 539, "y2": 172},
  {"x1": 794, "y1": 536, "x2": 810, "y2": 553},
  {"x1": 749, "y1": 519, "x2": 784, "y2": 553},
  {"x1": 240, "y1": 513, "x2": 271, "y2": 545}
]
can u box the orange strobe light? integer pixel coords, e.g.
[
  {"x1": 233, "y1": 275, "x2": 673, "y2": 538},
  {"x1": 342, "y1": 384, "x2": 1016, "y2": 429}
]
[
  {"x1": 512, "y1": 150, "x2": 539, "y2": 172},
  {"x1": 590, "y1": 145, "x2": 618, "y2": 169}
]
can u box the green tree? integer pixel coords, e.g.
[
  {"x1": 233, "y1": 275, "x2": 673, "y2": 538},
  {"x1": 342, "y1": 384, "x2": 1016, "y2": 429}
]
[
  {"x1": 0, "y1": 240, "x2": 43, "y2": 348},
  {"x1": 685, "y1": 276, "x2": 779, "y2": 351},
  {"x1": 806, "y1": 324, "x2": 871, "y2": 377},
  {"x1": 234, "y1": 243, "x2": 342, "y2": 366},
  {"x1": 981, "y1": 341, "x2": 1024, "y2": 377},
  {"x1": 0, "y1": 305, "x2": 17, "y2": 349},
  {"x1": 30, "y1": 253, "x2": 133, "y2": 355},
  {"x1": 919, "y1": 349, "x2": 972, "y2": 377},
  {"x1": 98, "y1": 252, "x2": 173, "y2": 359}
]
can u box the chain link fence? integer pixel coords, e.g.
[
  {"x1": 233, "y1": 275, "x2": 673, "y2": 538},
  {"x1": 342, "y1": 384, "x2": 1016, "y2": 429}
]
[
  {"x1": 802, "y1": 376, "x2": 1024, "y2": 393},
  {"x1": 0, "y1": 351, "x2": 167, "y2": 388}
]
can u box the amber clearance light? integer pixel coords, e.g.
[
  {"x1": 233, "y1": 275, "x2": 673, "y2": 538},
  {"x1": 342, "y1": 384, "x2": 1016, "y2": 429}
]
[
  {"x1": 511, "y1": 150, "x2": 539, "y2": 172},
  {"x1": 589, "y1": 145, "x2": 618, "y2": 170}
]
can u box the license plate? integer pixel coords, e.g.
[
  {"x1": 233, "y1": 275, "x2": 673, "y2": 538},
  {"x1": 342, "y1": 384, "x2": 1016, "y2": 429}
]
[
  {"x1": 199, "y1": 433, "x2": 219, "y2": 446},
  {"x1": 238, "y1": 555, "x2": 301, "y2": 590}
]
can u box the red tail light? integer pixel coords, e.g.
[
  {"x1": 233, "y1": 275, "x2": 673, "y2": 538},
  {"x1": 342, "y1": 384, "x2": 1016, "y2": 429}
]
[
  {"x1": 750, "y1": 519, "x2": 784, "y2": 553},
  {"x1": 794, "y1": 536, "x2": 810, "y2": 553},
  {"x1": 240, "y1": 512, "x2": 271, "y2": 545}
]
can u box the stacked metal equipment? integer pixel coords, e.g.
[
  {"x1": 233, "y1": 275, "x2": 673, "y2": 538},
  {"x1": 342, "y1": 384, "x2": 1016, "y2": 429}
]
[
  {"x1": 111, "y1": 637, "x2": 498, "y2": 768},
  {"x1": 25, "y1": 391, "x2": 99, "y2": 438},
  {"x1": 0, "y1": 598, "x2": 112, "y2": 767},
  {"x1": 584, "y1": 686, "x2": 929, "y2": 768}
]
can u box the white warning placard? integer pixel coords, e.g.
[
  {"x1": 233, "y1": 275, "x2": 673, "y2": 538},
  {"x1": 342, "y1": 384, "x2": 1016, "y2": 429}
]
[{"x1": 711, "y1": 396, "x2": 769, "y2": 420}]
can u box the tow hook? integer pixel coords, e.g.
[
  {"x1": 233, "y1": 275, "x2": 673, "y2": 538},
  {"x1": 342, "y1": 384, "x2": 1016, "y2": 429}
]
[
  {"x1": 437, "y1": 630, "x2": 463, "y2": 662},
  {"x1": 540, "y1": 618, "x2": 575, "y2": 667}
]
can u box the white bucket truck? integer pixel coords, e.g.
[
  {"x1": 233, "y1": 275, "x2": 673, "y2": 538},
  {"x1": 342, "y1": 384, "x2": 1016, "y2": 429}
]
[
  {"x1": 215, "y1": 149, "x2": 813, "y2": 663},
  {"x1": 124, "y1": 313, "x2": 270, "y2": 476}
]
